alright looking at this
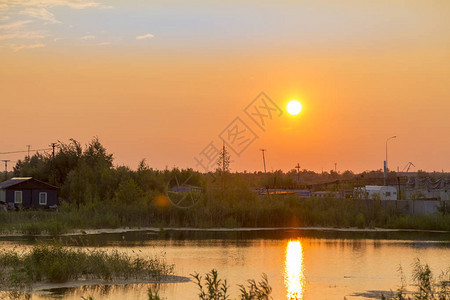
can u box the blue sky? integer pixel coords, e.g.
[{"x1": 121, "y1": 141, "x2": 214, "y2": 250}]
[{"x1": 1, "y1": 0, "x2": 447, "y2": 53}]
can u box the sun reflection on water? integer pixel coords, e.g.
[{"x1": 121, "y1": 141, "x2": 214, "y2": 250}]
[{"x1": 284, "y1": 240, "x2": 305, "y2": 300}]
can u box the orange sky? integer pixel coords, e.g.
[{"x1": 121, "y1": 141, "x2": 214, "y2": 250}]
[{"x1": 1, "y1": 0, "x2": 449, "y2": 173}]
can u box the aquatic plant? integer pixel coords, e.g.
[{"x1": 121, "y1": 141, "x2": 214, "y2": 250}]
[
  {"x1": 0, "y1": 246, "x2": 173, "y2": 290},
  {"x1": 238, "y1": 273, "x2": 272, "y2": 300},
  {"x1": 191, "y1": 269, "x2": 271, "y2": 300},
  {"x1": 382, "y1": 259, "x2": 450, "y2": 300}
]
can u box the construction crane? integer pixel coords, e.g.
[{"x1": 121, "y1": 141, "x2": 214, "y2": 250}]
[{"x1": 402, "y1": 162, "x2": 415, "y2": 172}]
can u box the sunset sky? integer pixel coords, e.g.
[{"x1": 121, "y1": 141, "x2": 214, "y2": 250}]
[{"x1": 1, "y1": 0, "x2": 449, "y2": 173}]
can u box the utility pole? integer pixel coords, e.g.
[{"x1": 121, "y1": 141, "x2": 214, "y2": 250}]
[
  {"x1": 334, "y1": 162, "x2": 337, "y2": 173},
  {"x1": 2, "y1": 160, "x2": 10, "y2": 181},
  {"x1": 26, "y1": 145, "x2": 31, "y2": 158},
  {"x1": 295, "y1": 163, "x2": 301, "y2": 186},
  {"x1": 384, "y1": 136, "x2": 397, "y2": 186},
  {"x1": 222, "y1": 140, "x2": 226, "y2": 194},
  {"x1": 50, "y1": 143, "x2": 57, "y2": 159},
  {"x1": 260, "y1": 149, "x2": 268, "y2": 191}
]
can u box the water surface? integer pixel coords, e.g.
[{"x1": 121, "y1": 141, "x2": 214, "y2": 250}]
[{"x1": 0, "y1": 229, "x2": 449, "y2": 299}]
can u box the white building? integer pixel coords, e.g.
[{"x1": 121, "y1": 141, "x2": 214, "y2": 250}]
[{"x1": 354, "y1": 185, "x2": 397, "y2": 200}]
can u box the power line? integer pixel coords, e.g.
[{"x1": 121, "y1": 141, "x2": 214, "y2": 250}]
[{"x1": 0, "y1": 148, "x2": 52, "y2": 155}]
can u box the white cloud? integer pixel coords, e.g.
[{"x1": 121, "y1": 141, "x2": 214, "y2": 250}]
[
  {"x1": 0, "y1": 15, "x2": 10, "y2": 21},
  {"x1": 80, "y1": 35, "x2": 95, "y2": 40},
  {"x1": 97, "y1": 41, "x2": 111, "y2": 46},
  {"x1": 19, "y1": 7, "x2": 60, "y2": 24},
  {"x1": 136, "y1": 33, "x2": 154, "y2": 40}
]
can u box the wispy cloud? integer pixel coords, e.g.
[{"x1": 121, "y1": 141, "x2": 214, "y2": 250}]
[
  {"x1": 97, "y1": 41, "x2": 111, "y2": 46},
  {"x1": 0, "y1": 0, "x2": 111, "y2": 10},
  {"x1": 0, "y1": 20, "x2": 33, "y2": 30},
  {"x1": 136, "y1": 33, "x2": 154, "y2": 40},
  {"x1": 19, "y1": 7, "x2": 60, "y2": 24},
  {"x1": 80, "y1": 35, "x2": 95, "y2": 40},
  {"x1": 9, "y1": 42, "x2": 46, "y2": 52},
  {"x1": 0, "y1": 0, "x2": 112, "y2": 51},
  {"x1": 0, "y1": 20, "x2": 46, "y2": 41},
  {"x1": 0, "y1": 31, "x2": 46, "y2": 41}
]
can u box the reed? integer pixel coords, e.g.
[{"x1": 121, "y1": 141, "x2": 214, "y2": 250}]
[{"x1": 0, "y1": 245, "x2": 173, "y2": 290}]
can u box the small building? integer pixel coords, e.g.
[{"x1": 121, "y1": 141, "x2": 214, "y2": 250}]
[
  {"x1": 354, "y1": 185, "x2": 397, "y2": 200},
  {"x1": 0, "y1": 177, "x2": 58, "y2": 209}
]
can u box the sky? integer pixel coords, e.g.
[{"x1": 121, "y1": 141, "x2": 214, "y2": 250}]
[{"x1": 0, "y1": 0, "x2": 449, "y2": 173}]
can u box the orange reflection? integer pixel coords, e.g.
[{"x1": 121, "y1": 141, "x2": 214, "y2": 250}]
[{"x1": 284, "y1": 240, "x2": 305, "y2": 300}]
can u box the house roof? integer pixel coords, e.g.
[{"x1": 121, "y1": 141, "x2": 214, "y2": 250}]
[{"x1": 0, "y1": 177, "x2": 58, "y2": 190}]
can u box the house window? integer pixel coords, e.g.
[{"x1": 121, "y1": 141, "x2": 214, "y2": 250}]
[
  {"x1": 386, "y1": 192, "x2": 391, "y2": 197},
  {"x1": 39, "y1": 192, "x2": 47, "y2": 205},
  {"x1": 14, "y1": 191, "x2": 22, "y2": 204}
]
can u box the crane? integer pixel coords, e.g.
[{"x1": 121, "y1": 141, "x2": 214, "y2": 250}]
[{"x1": 402, "y1": 162, "x2": 415, "y2": 172}]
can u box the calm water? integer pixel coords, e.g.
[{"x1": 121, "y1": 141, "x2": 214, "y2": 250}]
[{"x1": 0, "y1": 229, "x2": 449, "y2": 299}]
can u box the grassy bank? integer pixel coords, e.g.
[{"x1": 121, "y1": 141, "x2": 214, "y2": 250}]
[
  {"x1": 0, "y1": 245, "x2": 173, "y2": 290},
  {"x1": 0, "y1": 194, "x2": 449, "y2": 235}
]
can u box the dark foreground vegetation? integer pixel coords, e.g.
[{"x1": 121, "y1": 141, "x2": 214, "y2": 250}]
[
  {"x1": 0, "y1": 245, "x2": 173, "y2": 291},
  {"x1": 1, "y1": 137, "x2": 448, "y2": 234},
  {"x1": 381, "y1": 259, "x2": 450, "y2": 300},
  {"x1": 147, "y1": 269, "x2": 272, "y2": 300}
]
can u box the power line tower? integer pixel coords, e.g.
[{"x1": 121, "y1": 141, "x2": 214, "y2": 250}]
[{"x1": 2, "y1": 160, "x2": 10, "y2": 181}]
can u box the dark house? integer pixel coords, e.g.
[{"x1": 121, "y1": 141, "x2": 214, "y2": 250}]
[{"x1": 0, "y1": 177, "x2": 58, "y2": 209}]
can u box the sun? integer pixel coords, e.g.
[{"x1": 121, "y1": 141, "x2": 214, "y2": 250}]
[{"x1": 286, "y1": 100, "x2": 302, "y2": 116}]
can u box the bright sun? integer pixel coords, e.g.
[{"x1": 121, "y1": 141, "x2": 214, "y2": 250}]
[{"x1": 286, "y1": 100, "x2": 302, "y2": 116}]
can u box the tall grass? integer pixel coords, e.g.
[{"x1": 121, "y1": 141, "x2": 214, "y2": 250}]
[
  {"x1": 0, "y1": 245, "x2": 173, "y2": 290},
  {"x1": 191, "y1": 269, "x2": 271, "y2": 300},
  {"x1": 382, "y1": 259, "x2": 450, "y2": 300},
  {"x1": 0, "y1": 190, "x2": 449, "y2": 234}
]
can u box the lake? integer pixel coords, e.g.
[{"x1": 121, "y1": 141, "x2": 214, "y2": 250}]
[{"x1": 0, "y1": 228, "x2": 449, "y2": 299}]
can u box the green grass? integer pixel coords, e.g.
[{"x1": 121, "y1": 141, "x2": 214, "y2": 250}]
[
  {"x1": 0, "y1": 245, "x2": 173, "y2": 290},
  {"x1": 0, "y1": 193, "x2": 449, "y2": 234}
]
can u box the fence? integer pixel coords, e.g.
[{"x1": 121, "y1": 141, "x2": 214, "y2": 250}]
[{"x1": 361, "y1": 199, "x2": 448, "y2": 216}]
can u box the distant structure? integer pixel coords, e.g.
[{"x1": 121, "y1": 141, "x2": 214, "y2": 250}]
[
  {"x1": 354, "y1": 185, "x2": 398, "y2": 200},
  {"x1": 405, "y1": 177, "x2": 450, "y2": 201},
  {"x1": 0, "y1": 177, "x2": 58, "y2": 209}
]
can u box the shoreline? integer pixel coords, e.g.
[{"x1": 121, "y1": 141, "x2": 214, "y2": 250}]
[
  {"x1": 0, "y1": 275, "x2": 191, "y2": 294},
  {"x1": 1, "y1": 226, "x2": 449, "y2": 238}
]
